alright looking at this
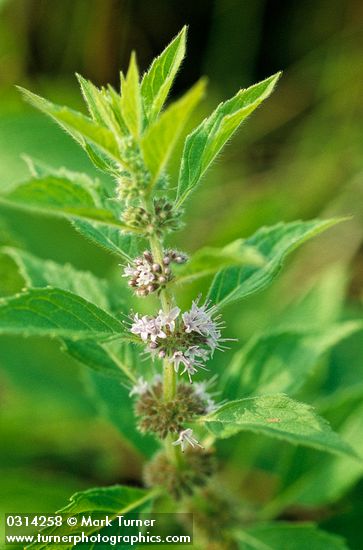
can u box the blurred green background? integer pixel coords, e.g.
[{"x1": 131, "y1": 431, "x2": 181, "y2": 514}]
[{"x1": 0, "y1": 0, "x2": 362, "y2": 547}]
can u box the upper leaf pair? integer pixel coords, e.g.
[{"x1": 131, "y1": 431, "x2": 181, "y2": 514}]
[
  {"x1": 17, "y1": 27, "x2": 196, "y2": 187},
  {"x1": 17, "y1": 26, "x2": 281, "y2": 207}
]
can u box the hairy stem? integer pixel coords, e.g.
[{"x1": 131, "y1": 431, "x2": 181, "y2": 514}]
[{"x1": 148, "y1": 232, "x2": 181, "y2": 465}]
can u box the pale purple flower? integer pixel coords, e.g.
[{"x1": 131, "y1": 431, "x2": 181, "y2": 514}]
[
  {"x1": 180, "y1": 362, "x2": 199, "y2": 383},
  {"x1": 130, "y1": 314, "x2": 166, "y2": 343},
  {"x1": 148, "y1": 317, "x2": 167, "y2": 343},
  {"x1": 186, "y1": 346, "x2": 209, "y2": 362},
  {"x1": 171, "y1": 351, "x2": 190, "y2": 373},
  {"x1": 136, "y1": 261, "x2": 155, "y2": 286},
  {"x1": 172, "y1": 428, "x2": 203, "y2": 452},
  {"x1": 130, "y1": 314, "x2": 153, "y2": 342},
  {"x1": 157, "y1": 307, "x2": 180, "y2": 332},
  {"x1": 129, "y1": 376, "x2": 149, "y2": 397},
  {"x1": 122, "y1": 264, "x2": 137, "y2": 277},
  {"x1": 182, "y1": 301, "x2": 219, "y2": 340},
  {"x1": 171, "y1": 346, "x2": 208, "y2": 382}
]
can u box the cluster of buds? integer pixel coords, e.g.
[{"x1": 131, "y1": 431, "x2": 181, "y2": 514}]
[
  {"x1": 144, "y1": 447, "x2": 216, "y2": 499},
  {"x1": 116, "y1": 138, "x2": 151, "y2": 201},
  {"x1": 130, "y1": 300, "x2": 225, "y2": 382},
  {"x1": 122, "y1": 249, "x2": 187, "y2": 297},
  {"x1": 131, "y1": 362, "x2": 219, "y2": 500},
  {"x1": 130, "y1": 375, "x2": 217, "y2": 439},
  {"x1": 121, "y1": 198, "x2": 183, "y2": 236}
]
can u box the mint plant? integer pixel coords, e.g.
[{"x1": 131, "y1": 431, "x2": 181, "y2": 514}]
[{"x1": 0, "y1": 27, "x2": 360, "y2": 549}]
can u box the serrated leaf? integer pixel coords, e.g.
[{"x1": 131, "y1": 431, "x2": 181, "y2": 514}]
[
  {"x1": 120, "y1": 52, "x2": 142, "y2": 138},
  {"x1": 224, "y1": 321, "x2": 363, "y2": 399},
  {"x1": 84, "y1": 143, "x2": 119, "y2": 175},
  {"x1": 105, "y1": 84, "x2": 129, "y2": 135},
  {"x1": 18, "y1": 87, "x2": 126, "y2": 166},
  {"x1": 76, "y1": 73, "x2": 121, "y2": 135},
  {"x1": 141, "y1": 26, "x2": 187, "y2": 123},
  {"x1": 62, "y1": 339, "x2": 136, "y2": 382},
  {"x1": 0, "y1": 174, "x2": 127, "y2": 228},
  {"x1": 61, "y1": 485, "x2": 152, "y2": 513},
  {"x1": 142, "y1": 79, "x2": 206, "y2": 186},
  {"x1": 200, "y1": 394, "x2": 356, "y2": 458},
  {"x1": 238, "y1": 522, "x2": 349, "y2": 550},
  {"x1": 72, "y1": 219, "x2": 137, "y2": 260},
  {"x1": 176, "y1": 73, "x2": 281, "y2": 206},
  {"x1": 2, "y1": 247, "x2": 137, "y2": 384},
  {"x1": 175, "y1": 238, "x2": 264, "y2": 285},
  {"x1": 26, "y1": 485, "x2": 154, "y2": 550},
  {"x1": 0, "y1": 288, "x2": 125, "y2": 340},
  {"x1": 207, "y1": 219, "x2": 343, "y2": 309},
  {"x1": 2, "y1": 247, "x2": 111, "y2": 311}
]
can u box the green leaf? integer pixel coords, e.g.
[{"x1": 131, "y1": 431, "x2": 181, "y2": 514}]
[
  {"x1": 1, "y1": 247, "x2": 137, "y2": 383},
  {"x1": 238, "y1": 522, "x2": 349, "y2": 550},
  {"x1": 18, "y1": 87, "x2": 124, "y2": 166},
  {"x1": 175, "y1": 238, "x2": 265, "y2": 285},
  {"x1": 26, "y1": 485, "x2": 154, "y2": 550},
  {"x1": 223, "y1": 322, "x2": 363, "y2": 399},
  {"x1": 207, "y1": 219, "x2": 343, "y2": 309},
  {"x1": 0, "y1": 174, "x2": 127, "y2": 228},
  {"x1": 176, "y1": 72, "x2": 281, "y2": 207},
  {"x1": 0, "y1": 252, "x2": 24, "y2": 297},
  {"x1": 76, "y1": 73, "x2": 120, "y2": 135},
  {"x1": 200, "y1": 394, "x2": 356, "y2": 458},
  {"x1": 141, "y1": 26, "x2": 187, "y2": 123},
  {"x1": 120, "y1": 52, "x2": 142, "y2": 138},
  {"x1": 72, "y1": 219, "x2": 137, "y2": 260},
  {"x1": 3, "y1": 246, "x2": 113, "y2": 310},
  {"x1": 142, "y1": 79, "x2": 206, "y2": 186},
  {"x1": 60, "y1": 485, "x2": 153, "y2": 513},
  {"x1": 62, "y1": 339, "x2": 136, "y2": 382},
  {"x1": 0, "y1": 288, "x2": 125, "y2": 340}
]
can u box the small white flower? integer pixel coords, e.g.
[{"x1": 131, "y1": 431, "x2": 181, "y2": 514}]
[
  {"x1": 131, "y1": 314, "x2": 167, "y2": 343},
  {"x1": 172, "y1": 428, "x2": 203, "y2": 452},
  {"x1": 129, "y1": 376, "x2": 149, "y2": 397},
  {"x1": 136, "y1": 262, "x2": 155, "y2": 286},
  {"x1": 148, "y1": 317, "x2": 167, "y2": 343},
  {"x1": 186, "y1": 346, "x2": 209, "y2": 362},
  {"x1": 122, "y1": 264, "x2": 137, "y2": 277},
  {"x1": 180, "y1": 362, "x2": 198, "y2": 383},
  {"x1": 157, "y1": 306, "x2": 181, "y2": 332},
  {"x1": 171, "y1": 351, "x2": 189, "y2": 373},
  {"x1": 130, "y1": 314, "x2": 153, "y2": 342},
  {"x1": 171, "y1": 346, "x2": 207, "y2": 382},
  {"x1": 182, "y1": 300, "x2": 218, "y2": 338}
]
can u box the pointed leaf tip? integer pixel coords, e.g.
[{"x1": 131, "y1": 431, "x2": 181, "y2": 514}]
[{"x1": 176, "y1": 71, "x2": 282, "y2": 206}]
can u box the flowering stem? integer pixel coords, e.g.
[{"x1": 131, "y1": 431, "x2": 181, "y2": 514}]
[
  {"x1": 148, "y1": 234, "x2": 177, "y2": 396},
  {"x1": 148, "y1": 232, "x2": 180, "y2": 465}
]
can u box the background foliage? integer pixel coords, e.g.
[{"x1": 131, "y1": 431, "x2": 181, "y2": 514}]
[{"x1": 0, "y1": 1, "x2": 362, "y2": 548}]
